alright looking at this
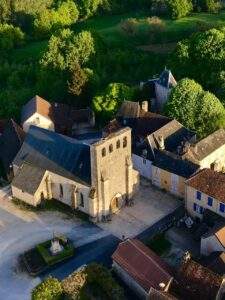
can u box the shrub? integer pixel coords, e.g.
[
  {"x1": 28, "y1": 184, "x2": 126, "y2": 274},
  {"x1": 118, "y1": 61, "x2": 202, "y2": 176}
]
[
  {"x1": 32, "y1": 277, "x2": 63, "y2": 300},
  {"x1": 119, "y1": 18, "x2": 139, "y2": 36}
]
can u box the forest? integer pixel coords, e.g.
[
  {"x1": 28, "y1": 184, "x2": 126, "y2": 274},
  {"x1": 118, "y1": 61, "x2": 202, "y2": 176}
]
[{"x1": 0, "y1": 0, "x2": 225, "y2": 137}]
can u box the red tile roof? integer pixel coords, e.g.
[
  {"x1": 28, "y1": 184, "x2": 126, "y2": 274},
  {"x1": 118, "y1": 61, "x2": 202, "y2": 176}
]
[
  {"x1": 112, "y1": 239, "x2": 173, "y2": 292},
  {"x1": 186, "y1": 168, "x2": 225, "y2": 203}
]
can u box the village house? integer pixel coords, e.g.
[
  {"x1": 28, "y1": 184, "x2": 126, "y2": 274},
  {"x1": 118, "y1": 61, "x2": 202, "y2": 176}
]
[
  {"x1": 0, "y1": 119, "x2": 25, "y2": 180},
  {"x1": 183, "y1": 129, "x2": 225, "y2": 171},
  {"x1": 112, "y1": 239, "x2": 175, "y2": 299},
  {"x1": 21, "y1": 95, "x2": 95, "y2": 137},
  {"x1": 173, "y1": 252, "x2": 225, "y2": 300},
  {"x1": 185, "y1": 169, "x2": 225, "y2": 220},
  {"x1": 201, "y1": 224, "x2": 225, "y2": 256},
  {"x1": 11, "y1": 125, "x2": 139, "y2": 222},
  {"x1": 152, "y1": 150, "x2": 199, "y2": 198},
  {"x1": 140, "y1": 69, "x2": 177, "y2": 112}
]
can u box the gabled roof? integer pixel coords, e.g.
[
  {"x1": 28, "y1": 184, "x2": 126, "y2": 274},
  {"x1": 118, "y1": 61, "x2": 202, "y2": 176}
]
[
  {"x1": 186, "y1": 129, "x2": 225, "y2": 161},
  {"x1": 112, "y1": 239, "x2": 173, "y2": 292},
  {"x1": 13, "y1": 126, "x2": 91, "y2": 185},
  {"x1": 149, "y1": 288, "x2": 178, "y2": 300},
  {"x1": 21, "y1": 95, "x2": 52, "y2": 124},
  {"x1": 152, "y1": 150, "x2": 199, "y2": 178},
  {"x1": 157, "y1": 69, "x2": 177, "y2": 89},
  {"x1": 186, "y1": 168, "x2": 225, "y2": 203},
  {"x1": 147, "y1": 120, "x2": 195, "y2": 153},
  {"x1": 12, "y1": 163, "x2": 46, "y2": 195},
  {"x1": 116, "y1": 101, "x2": 140, "y2": 119},
  {"x1": 176, "y1": 256, "x2": 223, "y2": 300},
  {"x1": 0, "y1": 119, "x2": 25, "y2": 176}
]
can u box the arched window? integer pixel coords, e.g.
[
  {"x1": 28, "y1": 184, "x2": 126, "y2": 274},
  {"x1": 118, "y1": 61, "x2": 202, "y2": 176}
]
[
  {"x1": 80, "y1": 193, "x2": 84, "y2": 207},
  {"x1": 123, "y1": 137, "x2": 127, "y2": 148},
  {"x1": 60, "y1": 184, "x2": 63, "y2": 198},
  {"x1": 109, "y1": 144, "x2": 113, "y2": 153},
  {"x1": 116, "y1": 140, "x2": 120, "y2": 149},
  {"x1": 102, "y1": 148, "x2": 106, "y2": 157}
]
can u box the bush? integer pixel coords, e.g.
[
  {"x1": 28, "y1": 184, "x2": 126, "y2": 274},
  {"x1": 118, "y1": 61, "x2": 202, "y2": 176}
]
[
  {"x1": 119, "y1": 18, "x2": 139, "y2": 36},
  {"x1": 32, "y1": 277, "x2": 63, "y2": 300},
  {"x1": 0, "y1": 24, "x2": 25, "y2": 51}
]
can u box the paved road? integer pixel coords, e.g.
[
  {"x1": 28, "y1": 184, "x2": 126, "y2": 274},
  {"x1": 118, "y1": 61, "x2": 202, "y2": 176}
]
[{"x1": 42, "y1": 234, "x2": 120, "y2": 280}]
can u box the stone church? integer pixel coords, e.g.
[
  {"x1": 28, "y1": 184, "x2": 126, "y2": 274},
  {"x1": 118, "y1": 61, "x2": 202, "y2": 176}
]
[{"x1": 11, "y1": 125, "x2": 139, "y2": 222}]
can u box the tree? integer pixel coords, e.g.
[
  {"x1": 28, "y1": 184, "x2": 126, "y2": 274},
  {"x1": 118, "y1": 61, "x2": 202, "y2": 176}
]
[
  {"x1": 164, "y1": 78, "x2": 225, "y2": 137},
  {"x1": 197, "y1": 0, "x2": 221, "y2": 13},
  {"x1": 32, "y1": 277, "x2": 63, "y2": 300},
  {"x1": 167, "y1": 0, "x2": 193, "y2": 19},
  {"x1": 169, "y1": 28, "x2": 225, "y2": 100},
  {"x1": 40, "y1": 29, "x2": 95, "y2": 70},
  {"x1": 0, "y1": 0, "x2": 12, "y2": 23},
  {"x1": 92, "y1": 83, "x2": 136, "y2": 123},
  {"x1": 0, "y1": 24, "x2": 25, "y2": 51},
  {"x1": 78, "y1": 0, "x2": 103, "y2": 19},
  {"x1": 68, "y1": 61, "x2": 88, "y2": 96},
  {"x1": 34, "y1": 0, "x2": 79, "y2": 38}
]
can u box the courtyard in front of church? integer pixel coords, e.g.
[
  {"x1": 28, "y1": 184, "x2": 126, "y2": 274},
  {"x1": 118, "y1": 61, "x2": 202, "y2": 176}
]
[{"x1": 99, "y1": 178, "x2": 182, "y2": 239}]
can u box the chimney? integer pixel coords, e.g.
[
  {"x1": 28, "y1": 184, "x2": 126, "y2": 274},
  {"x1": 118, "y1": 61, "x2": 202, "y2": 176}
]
[
  {"x1": 141, "y1": 101, "x2": 148, "y2": 112},
  {"x1": 158, "y1": 135, "x2": 165, "y2": 150}
]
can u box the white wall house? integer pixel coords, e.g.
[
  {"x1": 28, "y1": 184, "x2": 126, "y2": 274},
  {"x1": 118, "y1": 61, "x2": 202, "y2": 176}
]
[{"x1": 185, "y1": 169, "x2": 225, "y2": 220}]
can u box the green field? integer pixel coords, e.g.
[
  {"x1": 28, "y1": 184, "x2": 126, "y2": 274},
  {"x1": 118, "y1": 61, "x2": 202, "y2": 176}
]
[{"x1": 11, "y1": 10, "x2": 225, "y2": 64}]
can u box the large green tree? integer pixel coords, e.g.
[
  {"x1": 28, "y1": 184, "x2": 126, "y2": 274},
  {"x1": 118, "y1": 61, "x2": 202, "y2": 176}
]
[
  {"x1": 32, "y1": 277, "x2": 63, "y2": 300},
  {"x1": 92, "y1": 82, "x2": 136, "y2": 123},
  {"x1": 0, "y1": 23, "x2": 25, "y2": 51},
  {"x1": 169, "y1": 28, "x2": 225, "y2": 102},
  {"x1": 164, "y1": 78, "x2": 225, "y2": 137},
  {"x1": 166, "y1": 0, "x2": 193, "y2": 19},
  {"x1": 78, "y1": 0, "x2": 103, "y2": 18}
]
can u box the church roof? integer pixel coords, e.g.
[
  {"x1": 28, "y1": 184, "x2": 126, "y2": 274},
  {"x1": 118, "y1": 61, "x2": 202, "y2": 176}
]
[
  {"x1": 12, "y1": 163, "x2": 46, "y2": 195},
  {"x1": 116, "y1": 101, "x2": 140, "y2": 119},
  {"x1": 13, "y1": 126, "x2": 91, "y2": 185}
]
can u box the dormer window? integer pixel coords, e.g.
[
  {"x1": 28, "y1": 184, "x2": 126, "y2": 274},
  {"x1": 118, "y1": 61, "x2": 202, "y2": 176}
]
[{"x1": 35, "y1": 117, "x2": 40, "y2": 124}]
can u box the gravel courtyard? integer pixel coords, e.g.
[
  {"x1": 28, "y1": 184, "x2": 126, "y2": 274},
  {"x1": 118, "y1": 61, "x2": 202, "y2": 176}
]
[
  {"x1": 99, "y1": 179, "x2": 182, "y2": 239},
  {"x1": 0, "y1": 187, "x2": 108, "y2": 300}
]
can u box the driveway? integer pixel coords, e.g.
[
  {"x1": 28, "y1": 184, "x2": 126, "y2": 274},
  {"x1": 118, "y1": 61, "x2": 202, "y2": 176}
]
[
  {"x1": 0, "y1": 187, "x2": 111, "y2": 300},
  {"x1": 99, "y1": 180, "x2": 182, "y2": 239}
]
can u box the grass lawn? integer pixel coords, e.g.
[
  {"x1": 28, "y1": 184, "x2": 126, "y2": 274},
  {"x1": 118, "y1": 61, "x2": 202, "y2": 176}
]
[
  {"x1": 11, "y1": 10, "x2": 225, "y2": 64},
  {"x1": 36, "y1": 238, "x2": 75, "y2": 266},
  {"x1": 145, "y1": 233, "x2": 171, "y2": 256}
]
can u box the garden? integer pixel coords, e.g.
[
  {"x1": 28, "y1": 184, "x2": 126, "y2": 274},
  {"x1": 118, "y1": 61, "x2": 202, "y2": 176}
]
[{"x1": 22, "y1": 235, "x2": 75, "y2": 276}]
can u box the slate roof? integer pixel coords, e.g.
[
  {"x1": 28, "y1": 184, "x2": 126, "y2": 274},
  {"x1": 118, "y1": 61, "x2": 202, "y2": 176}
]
[
  {"x1": 176, "y1": 257, "x2": 223, "y2": 300},
  {"x1": 0, "y1": 119, "x2": 25, "y2": 177},
  {"x1": 147, "y1": 120, "x2": 195, "y2": 153},
  {"x1": 116, "y1": 101, "x2": 140, "y2": 119},
  {"x1": 12, "y1": 163, "x2": 46, "y2": 195},
  {"x1": 152, "y1": 151, "x2": 199, "y2": 178},
  {"x1": 186, "y1": 169, "x2": 225, "y2": 203},
  {"x1": 21, "y1": 95, "x2": 52, "y2": 124},
  {"x1": 112, "y1": 239, "x2": 174, "y2": 292},
  {"x1": 13, "y1": 126, "x2": 91, "y2": 185},
  {"x1": 186, "y1": 129, "x2": 225, "y2": 161},
  {"x1": 157, "y1": 69, "x2": 177, "y2": 89}
]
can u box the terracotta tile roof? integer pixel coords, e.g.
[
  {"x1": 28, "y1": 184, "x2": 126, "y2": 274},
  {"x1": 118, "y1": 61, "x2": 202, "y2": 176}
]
[
  {"x1": 116, "y1": 101, "x2": 140, "y2": 119},
  {"x1": 112, "y1": 239, "x2": 173, "y2": 292},
  {"x1": 21, "y1": 95, "x2": 52, "y2": 123},
  {"x1": 176, "y1": 256, "x2": 223, "y2": 300},
  {"x1": 186, "y1": 168, "x2": 225, "y2": 203},
  {"x1": 149, "y1": 288, "x2": 178, "y2": 300}
]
